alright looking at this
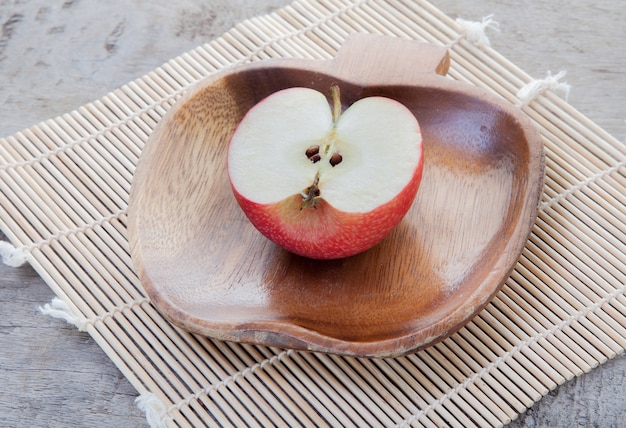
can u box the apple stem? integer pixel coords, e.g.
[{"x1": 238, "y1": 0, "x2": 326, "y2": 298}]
[{"x1": 330, "y1": 84, "x2": 342, "y2": 125}]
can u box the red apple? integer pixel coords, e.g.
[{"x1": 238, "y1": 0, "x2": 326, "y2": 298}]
[{"x1": 227, "y1": 85, "x2": 424, "y2": 259}]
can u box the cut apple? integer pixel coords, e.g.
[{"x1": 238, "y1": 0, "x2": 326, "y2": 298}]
[{"x1": 227, "y1": 85, "x2": 424, "y2": 259}]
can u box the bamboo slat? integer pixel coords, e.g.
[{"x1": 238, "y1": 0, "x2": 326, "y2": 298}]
[{"x1": 1, "y1": 0, "x2": 624, "y2": 426}]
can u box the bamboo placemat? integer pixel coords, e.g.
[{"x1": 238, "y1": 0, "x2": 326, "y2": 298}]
[{"x1": 1, "y1": 0, "x2": 625, "y2": 426}]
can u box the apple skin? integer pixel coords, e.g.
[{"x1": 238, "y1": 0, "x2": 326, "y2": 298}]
[{"x1": 230, "y1": 154, "x2": 423, "y2": 260}]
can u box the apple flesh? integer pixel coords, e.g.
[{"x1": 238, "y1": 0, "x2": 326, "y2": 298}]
[{"x1": 227, "y1": 85, "x2": 423, "y2": 259}]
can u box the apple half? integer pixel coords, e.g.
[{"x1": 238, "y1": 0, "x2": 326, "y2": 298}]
[{"x1": 227, "y1": 85, "x2": 424, "y2": 259}]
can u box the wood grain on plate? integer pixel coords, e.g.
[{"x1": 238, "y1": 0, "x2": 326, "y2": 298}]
[{"x1": 128, "y1": 34, "x2": 544, "y2": 357}]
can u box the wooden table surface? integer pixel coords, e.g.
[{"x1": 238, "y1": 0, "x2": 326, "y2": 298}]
[{"x1": 1, "y1": 1, "x2": 624, "y2": 426}]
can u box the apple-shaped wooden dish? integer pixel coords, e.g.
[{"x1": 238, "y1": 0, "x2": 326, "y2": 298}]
[{"x1": 128, "y1": 34, "x2": 544, "y2": 358}]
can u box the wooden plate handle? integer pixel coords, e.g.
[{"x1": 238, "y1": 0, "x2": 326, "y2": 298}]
[{"x1": 327, "y1": 33, "x2": 450, "y2": 86}]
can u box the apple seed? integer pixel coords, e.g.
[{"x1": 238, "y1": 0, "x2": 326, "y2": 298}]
[
  {"x1": 309, "y1": 153, "x2": 322, "y2": 163},
  {"x1": 305, "y1": 145, "x2": 320, "y2": 158},
  {"x1": 329, "y1": 152, "x2": 342, "y2": 167}
]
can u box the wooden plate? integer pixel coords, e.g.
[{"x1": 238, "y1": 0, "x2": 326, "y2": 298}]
[{"x1": 128, "y1": 34, "x2": 544, "y2": 358}]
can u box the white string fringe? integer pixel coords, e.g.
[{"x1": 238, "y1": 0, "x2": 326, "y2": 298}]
[
  {"x1": 39, "y1": 296, "x2": 150, "y2": 331},
  {"x1": 136, "y1": 393, "x2": 171, "y2": 428},
  {"x1": 0, "y1": 240, "x2": 28, "y2": 267},
  {"x1": 451, "y1": 14, "x2": 500, "y2": 47},
  {"x1": 517, "y1": 70, "x2": 571, "y2": 106},
  {"x1": 39, "y1": 297, "x2": 88, "y2": 331}
]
